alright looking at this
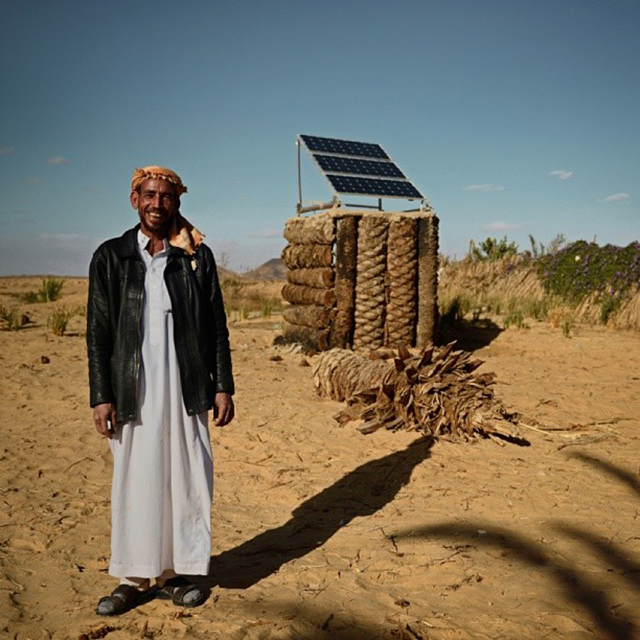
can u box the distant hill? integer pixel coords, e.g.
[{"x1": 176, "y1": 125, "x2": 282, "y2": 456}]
[
  {"x1": 216, "y1": 265, "x2": 240, "y2": 281},
  {"x1": 242, "y1": 258, "x2": 286, "y2": 281}
]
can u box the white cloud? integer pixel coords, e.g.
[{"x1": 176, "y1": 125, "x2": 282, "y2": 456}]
[
  {"x1": 0, "y1": 146, "x2": 14, "y2": 155},
  {"x1": 483, "y1": 221, "x2": 522, "y2": 231},
  {"x1": 549, "y1": 170, "x2": 573, "y2": 181},
  {"x1": 46, "y1": 156, "x2": 70, "y2": 165},
  {"x1": 463, "y1": 184, "x2": 505, "y2": 192},
  {"x1": 247, "y1": 229, "x2": 281, "y2": 239},
  {"x1": 602, "y1": 192, "x2": 630, "y2": 203}
]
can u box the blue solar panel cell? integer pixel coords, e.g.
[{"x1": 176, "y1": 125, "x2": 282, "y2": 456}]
[
  {"x1": 301, "y1": 135, "x2": 389, "y2": 160},
  {"x1": 326, "y1": 175, "x2": 423, "y2": 199},
  {"x1": 313, "y1": 154, "x2": 405, "y2": 179}
]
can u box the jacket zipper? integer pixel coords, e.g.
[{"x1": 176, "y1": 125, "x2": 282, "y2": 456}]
[{"x1": 132, "y1": 261, "x2": 144, "y2": 416}]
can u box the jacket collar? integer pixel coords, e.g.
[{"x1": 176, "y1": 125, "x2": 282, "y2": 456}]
[
  {"x1": 117, "y1": 224, "x2": 188, "y2": 260},
  {"x1": 117, "y1": 225, "x2": 141, "y2": 259}
]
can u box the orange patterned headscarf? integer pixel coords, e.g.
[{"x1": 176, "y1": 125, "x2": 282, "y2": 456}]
[
  {"x1": 131, "y1": 165, "x2": 204, "y2": 256},
  {"x1": 131, "y1": 165, "x2": 188, "y2": 196}
]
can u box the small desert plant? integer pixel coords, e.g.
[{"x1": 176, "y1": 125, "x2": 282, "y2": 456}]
[
  {"x1": 503, "y1": 310, "x2": 529, "y2": 330},
  {"x1": 522, "y1": 298, "x2": 551, "y2": 321},
  {"x1": 528, "y1": 233, "x2": 566, "y2": 259},
  {"x1": 547, "y1": 308, "x2": 576, "y2": 337},
  {"x1": 0, "y1": 301, "x2": 22, "y2": 331},
  {"x1": 221, "y1": 277, "x2": 246, "y2": 303},
  {"x1": 468, "y1": 236, "x2": 518, "y2": 262},
  {"x1": 47, "y1": 305, "x2": 74, "y2": 336},
  {"x1": 482, "y1": 297, "x2": 502, "y2": 316},
  {"x1": 600, "y1": 295, "x2": 620, "y2": 325},
  {"x1": 217, "y1": 251, "x2": 231, "y2": 270},
  {"x1": 260, "y1": 297, "x2": 277, "y2": 318},
  {"x1": 230, "y1": 307, "x2": 249, "y2": 322},
  {"x1": 439, "y1": 295, "x2": 469, "y2": 327},
  {"x1": 22, "y1": 291, "x2": 41, "y2": 303},
  {"x1": 24, "y1": 277, "x2": 66, "y2": 303},
  {"x1": 40, "y1": 276, "x2": 65, "y2": 302}
]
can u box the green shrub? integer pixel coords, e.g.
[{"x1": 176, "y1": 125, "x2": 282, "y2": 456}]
[
  {"x1": 468, "y1": 236, "x2": 518, "y2": 262},
  {"x1": 600, "y1": 296, "x2": 620, "y2": 325},
  {"x1": 40, "y1": 276, "x2": 65, "y2": 302},
  {"x1": 23, "y1": 291, "x2": 41, "y2": 303},
  {"x1": 0, "y1": 302, "x2": 22, "y2": 331},
  {"x1": 260, "y1": 297, "x2": 279, "y2": 318},
  {"x1": 504, "y1": 310, "x2": 529, "y2": 330},
  {"x1": 24, "y1": 277, "x2": 66, "y2": 303},
  {"x1": 47, "y1": 306, "x2": 74, "y2": 336}
]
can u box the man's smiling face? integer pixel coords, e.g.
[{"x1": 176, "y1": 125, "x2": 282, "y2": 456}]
[{"x1": 130, "y1": 178, "x2": 179, "y2": 237}]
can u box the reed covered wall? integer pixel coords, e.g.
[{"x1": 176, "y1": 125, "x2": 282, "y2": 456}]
[{"x1": 281, "y1": 210, "x2": 439, "y2": 351}]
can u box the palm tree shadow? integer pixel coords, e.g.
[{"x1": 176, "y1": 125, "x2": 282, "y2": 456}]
[
  {"x1": 392, "y1": 522, "x2": 637, "y2": 640},
  {"x1": 551, "y1": 522, "x2": 640, "y2": 591},
  {"x1": 206, "y1": 436, "x2": 434, "y2": 590},
  {"x1": 567, "y1": 451, "x2": 640, "y2": 496},
  {"x1": 391, "y1": 452, "x2": 640, "y2": 640}
]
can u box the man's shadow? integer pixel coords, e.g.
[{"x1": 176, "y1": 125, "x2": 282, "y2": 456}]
[{"x1": 206, "y1": 436, "x2": 434, "y2": 590}]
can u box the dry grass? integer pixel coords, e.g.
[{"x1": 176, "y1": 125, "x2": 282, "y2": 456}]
[
  {"x1": 439, "y1": 257, "x2": 640, "y2": 332},
  {"x1": 0, "y1": 301, "x2": 22, "y2": 331},
  {"x1": 220, "y1": 278, "x2": 284, "y2": 322},
  {"x1": 46, "y1": 305, "x2": 77, "y2": 336}
]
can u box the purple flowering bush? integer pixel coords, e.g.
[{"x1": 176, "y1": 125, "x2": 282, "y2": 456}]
[{"x1": 537, "y1": 241, "x2": 640, "y2": 323}]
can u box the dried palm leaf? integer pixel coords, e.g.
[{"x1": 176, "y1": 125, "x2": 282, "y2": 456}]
[{"x1": 312, "y1": 342, "x2": 529, "y2": 445}]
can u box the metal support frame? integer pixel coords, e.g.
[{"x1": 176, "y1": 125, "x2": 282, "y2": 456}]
[{"x1": 297, "y1": 139, "x2": 302, "y2": 215}]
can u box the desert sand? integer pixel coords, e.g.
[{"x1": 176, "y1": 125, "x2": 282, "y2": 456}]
[{"x1": 1, "y1": 277, "x2": 639, "y2": 639}]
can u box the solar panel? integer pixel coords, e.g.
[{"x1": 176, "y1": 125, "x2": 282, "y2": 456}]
[
  {"x1": 300, "y1": 135, "x2": 389, "y2": 159},
  {"x1": 298, "y1": 134, "x2": 423, "y2": 201},
  {"x1": 313, "y1": 154, "x2": 406, "y2": 179},
  {"x1": 326, "y1": 175, "x2": 423, "y2": 199}
]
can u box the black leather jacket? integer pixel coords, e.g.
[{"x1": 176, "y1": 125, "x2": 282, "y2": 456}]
[{"x1": 87, "y1": 225, "x2": 234, "y2": 422}]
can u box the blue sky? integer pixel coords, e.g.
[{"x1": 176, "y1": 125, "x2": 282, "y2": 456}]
[{"x1": 1, "y1": 0, "x2": 638, "y2": 275}]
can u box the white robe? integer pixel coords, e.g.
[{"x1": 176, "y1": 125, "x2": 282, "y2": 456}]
[{"x1": 108, "y1": 232, "x2": 213, "y2": 579}]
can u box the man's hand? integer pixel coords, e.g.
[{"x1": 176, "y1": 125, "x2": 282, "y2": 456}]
[
  {"x1": 213, "y1": 392, "x2": 234, "y2": 427},
  {"x1": 93, "y1": 403, "x2": 117, "y2": 438}
]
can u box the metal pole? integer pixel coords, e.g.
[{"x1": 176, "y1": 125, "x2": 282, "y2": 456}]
[{"x1": 297, "y1": 138, "x2": 302, "y2": 216}]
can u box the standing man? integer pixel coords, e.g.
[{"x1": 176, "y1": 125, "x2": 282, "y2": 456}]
[{"x1": 87, "y1": 166, "x2": 234, "y2": 616}]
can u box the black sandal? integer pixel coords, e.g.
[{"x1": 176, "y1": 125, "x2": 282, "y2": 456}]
[
  {"x1": 157, "y1": 576, "x2": 209, "y2": 607},
  {"x1": 96, "y1": 584, "x2": 155, "y2": 616}
]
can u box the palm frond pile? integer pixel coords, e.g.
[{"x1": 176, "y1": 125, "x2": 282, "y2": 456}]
[{"x1": 312, "y1": 343, "x2": 528, "y2": 444}]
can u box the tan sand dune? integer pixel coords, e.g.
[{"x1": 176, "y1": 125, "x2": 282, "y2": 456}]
[{"x1": 0, "y1": 277, "x2": 639, "y2": 639}]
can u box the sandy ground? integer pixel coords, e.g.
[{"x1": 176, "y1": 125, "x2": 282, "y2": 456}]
[{"x1": 1, "y1": 277, "x2": 639, "y2": 640}]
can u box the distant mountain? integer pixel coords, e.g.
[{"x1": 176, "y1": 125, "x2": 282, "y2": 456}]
[
  {"x1": 242, "y1": 258, "x2": 286, "y2": 281},
  {"x1": 216, "y1": 265, "x2": 240, "y2": 281}
]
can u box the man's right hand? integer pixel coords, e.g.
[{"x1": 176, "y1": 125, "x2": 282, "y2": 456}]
[{"x1": 93, "y1": 403, "x2": 117, "y2": 438}]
